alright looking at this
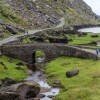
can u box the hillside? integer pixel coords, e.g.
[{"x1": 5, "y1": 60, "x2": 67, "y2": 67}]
[{"x1": 0, "y1": 0, "x2": 99, "y2": 35}]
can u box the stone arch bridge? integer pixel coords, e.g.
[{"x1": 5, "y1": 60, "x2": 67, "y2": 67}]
[{"x1": 0, "y1": 43, "x2": 98, "y2": 63}]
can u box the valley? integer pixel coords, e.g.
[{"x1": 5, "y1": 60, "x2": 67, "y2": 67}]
[{"x1": 0, "y1": 0, "x2": 100, "y2": 100}]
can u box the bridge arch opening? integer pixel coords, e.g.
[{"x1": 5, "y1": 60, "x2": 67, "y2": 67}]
[
  {"x1": 32, "y1": 50, "x2": 45, "y2": 70},
  {"x1": 32, "y1": 50, "x2": 45, "y2": 64},
  {"x1": 27, "y1": 50, "x2": 45, "y2": 72}
]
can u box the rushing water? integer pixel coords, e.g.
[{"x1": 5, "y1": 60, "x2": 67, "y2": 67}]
[
  {"x1": 25, "y1": 57, "x2": 59, "y2": 100},
  {"x1": 25, "y1": 71, "x2": 59, "y2": 100},
  {"x1": 78, "y1": 27, "x2": 100, "y2": 33}
]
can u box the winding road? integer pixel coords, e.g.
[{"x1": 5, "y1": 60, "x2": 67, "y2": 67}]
[
  {"x1": 0, "y1": 18, "x2": 64, "y2": 46},
  {"x1": 0, "y1": 17, "x2": 99, "y2": 58}
]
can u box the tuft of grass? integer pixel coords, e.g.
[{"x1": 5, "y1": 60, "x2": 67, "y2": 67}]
[
  {"x1": 45, "y1": 57, "x2": 100, "y2": 100},
  {"x1": 0, "y1": 56, "x2": 28, "y2": 81}
]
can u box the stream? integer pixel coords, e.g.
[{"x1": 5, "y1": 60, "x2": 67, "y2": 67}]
[{"x1": 25, "y1": 58, "x2": 60, "y2": 100}]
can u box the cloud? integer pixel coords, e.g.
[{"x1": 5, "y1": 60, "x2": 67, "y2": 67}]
[{"x1": 83, "y1": 0, "x2": 100, "y2": 15}]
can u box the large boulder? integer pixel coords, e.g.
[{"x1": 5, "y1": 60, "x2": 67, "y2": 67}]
[
  {"x1": 5, "y1": 25, "x2": 25, "y2": 35},
  {"x1": 52, "y1": 80, "x2": 61, "y2": 88},
  {"x1": 16, "y1": 84, "x2": 40, "y2": 99},
  {"x1": 6, "y1": 25, "x2": 18, "y2": 34},
  {"x1": 0, "y1": 81, "x2": 40, "y2": 100},
  {"x1": 66, "y1": 70, "x2": 79, "y2": 78}
]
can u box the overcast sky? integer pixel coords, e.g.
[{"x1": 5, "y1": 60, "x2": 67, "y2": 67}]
[{"x1": 83, "y1": 0, "x2": 100, "y2": 15}]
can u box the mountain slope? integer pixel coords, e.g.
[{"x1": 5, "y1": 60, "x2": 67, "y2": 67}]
[{"x1": 0, "y1": 0, "x2": 99, "y2": 35}]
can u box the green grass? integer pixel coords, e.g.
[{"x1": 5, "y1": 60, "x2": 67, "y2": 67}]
[
  {"x1": 69, "y1": 33, "x2": 100, "y2": 45},
  {"x1": 22, "y1": 36, "x2": 37, "y2": 43},
  {"x1": 45, "y1": 57, "x2": 100, "y2": 100},
  {"x1": 0, "y1": 56, "x2": 28, "y2": 81},
  {"x1": 36, "y1": 51, "x2": 45, "y2": 58},
  {"x1": 21, "y1": 33, "x2": 100, "y2": 46},
  {"x1": 0, "y1": 33, "x2": 14, "y2": 41},
  {"x1": 22, "y1": 36, "x2": 32, "y2": 43}
]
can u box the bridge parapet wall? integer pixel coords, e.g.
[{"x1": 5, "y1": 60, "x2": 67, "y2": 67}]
[
  {"x1": 56, "y1": 45, "x2": 97, "y2": 60},
  {"x1": 0, "y1": 44, "x2": 98, "y2": 63}
]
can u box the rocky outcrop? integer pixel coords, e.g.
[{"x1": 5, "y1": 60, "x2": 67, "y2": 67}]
[
  {"x1": 68, "y1": 0, "x2": 96, "y2": 20},
  {"x1": 0, "y1": 78, "x2": 40, "y2": 100},
  {"x1": 1, "y1": 0, "x2": 98, "y2": 30},
  {"x1": 48, "y1": 36, "x2": 68, "y2": 43},
  {"x1": 5, "y1": 25, "x2": 25, "y2": 34},
  {"x1": 30, "y1": 36, "x2": 68, "y2": 43},
  {"x1": 0, "y1": 21, "x2": 25, "y2": 35},
  {"x1": 0, "y1": 0, "x2": 99, "y2": 37}
]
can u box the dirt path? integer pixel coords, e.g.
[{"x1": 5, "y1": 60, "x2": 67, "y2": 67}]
[
  {"x1": 82, "y1": 48, "x2": 100, "y2": 58},
  {"x1": 0, "y1": 18, "x2": 64, "y2": 46}
]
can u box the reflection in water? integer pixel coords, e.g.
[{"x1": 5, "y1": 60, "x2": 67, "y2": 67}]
[{"x1": 78, "y1": 27, "x2": 100, "y2": 33}]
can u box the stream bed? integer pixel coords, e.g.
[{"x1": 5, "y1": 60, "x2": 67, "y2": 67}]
[
  {"x1": 25, "y1": 57, "x2": 60, "y2": 100},
  {"x1": 25, "y1": 71, "x2": 59, "y2": 100}
]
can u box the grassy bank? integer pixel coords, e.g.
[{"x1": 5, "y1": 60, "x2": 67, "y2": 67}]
[
  {"x1": 69, "y1": 33, "x2": 100, "y2": 45},
  {"x1": 0, "y1": 56, "x2": 28, "y2": 81},
  {"x1": 45, "y1": 57, "x2": 100, "y2": 100}
]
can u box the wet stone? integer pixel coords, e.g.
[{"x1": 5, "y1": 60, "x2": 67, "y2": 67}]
[
  {"x1": 37, "y1": 94, "x2": 45, "y2": 98},
  {"x1": 47, "y1": 95, "x2": 54, "y2": 98},
  {"x1": 52, "y1": 92, "x2": 55, "y2": 94},
  {"x1": 53, "y1": 80, "x2": 61, "y2": 88},
  {"x1": 54, "y1": 80, "x2": 61, "y2": 85},
  {"x1": 33, "y1": 98, "x2": 40, "y2": 100},
  {"x1": 27, "y1": 70, "x2": 33, "y2": 75},
  {"x1": 40, "y1": 87, "x2": 50, "y2": 93}
]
